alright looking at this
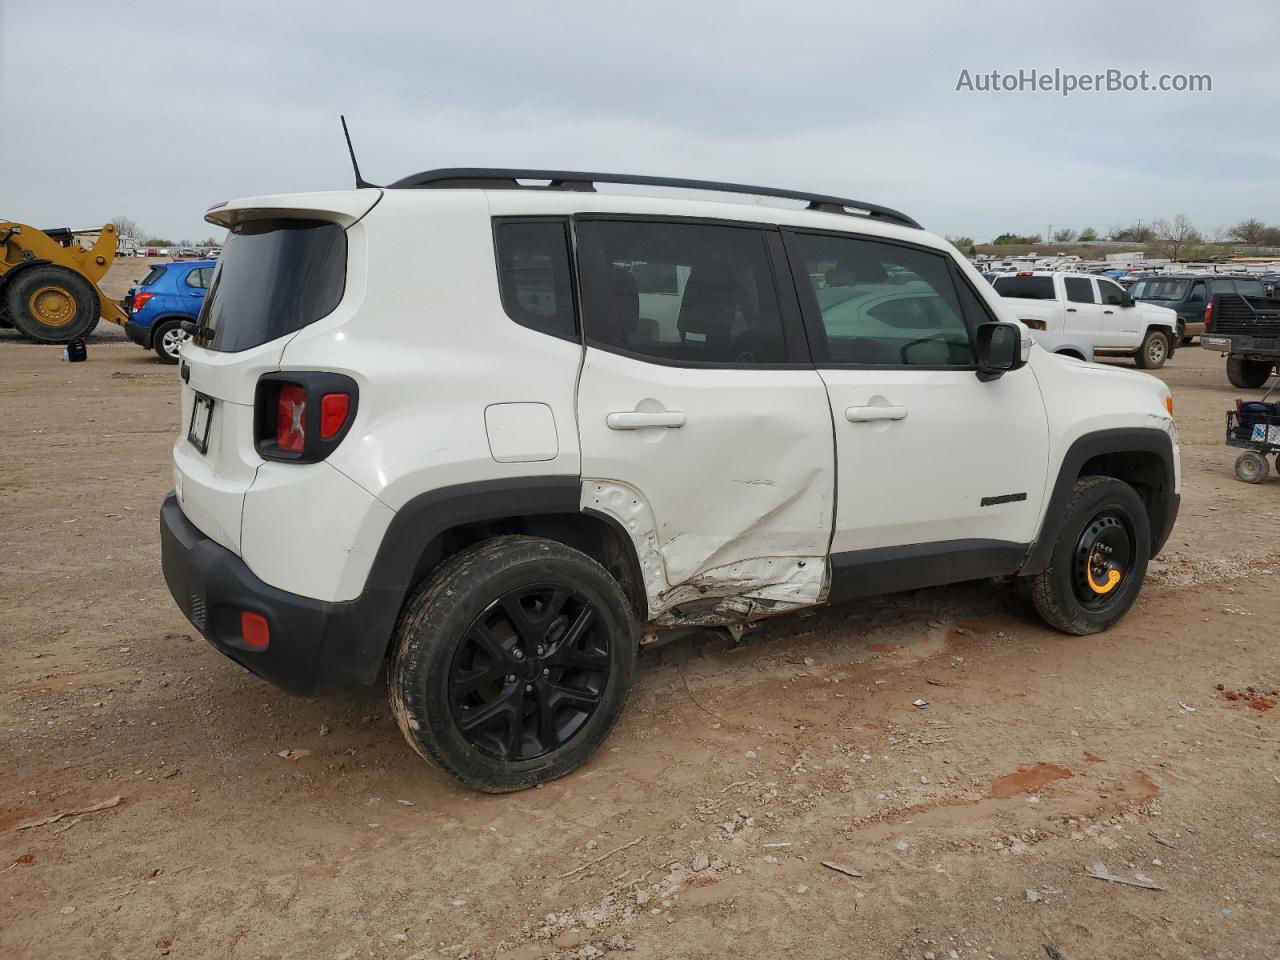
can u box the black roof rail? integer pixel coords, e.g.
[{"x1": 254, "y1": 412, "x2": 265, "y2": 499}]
[{"x1": 387, "y1": 168, "x2": 922, "y2": 230}]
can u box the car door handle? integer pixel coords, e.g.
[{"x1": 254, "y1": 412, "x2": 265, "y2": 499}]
[
  {"x1": 846, "y1": 405, "x2": 908, "y2": 423},
  {"x1": 606, "y1": 411, "x2": 686, "y2": 430},
  {"x1": 1066, "y1": 307, "x2": 1077, "y2": 312},
  {"x1": 1103, "y1": 309, "x2": 1115, "y2": 315}
]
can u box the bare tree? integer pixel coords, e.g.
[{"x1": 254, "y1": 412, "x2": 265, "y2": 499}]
[
  {"x1": 1229, "y1": 218, "x2": 1268, "y2": 247},
  {"x1": 111, "y1": 215, "x2": 141, "y2": 239},
  {"x1": 1051, "y1": 227, "x2": 1076, "y2": 243},
  {"x1": 1152, "y1": 214, "x2": 1201, "y2": 261}
]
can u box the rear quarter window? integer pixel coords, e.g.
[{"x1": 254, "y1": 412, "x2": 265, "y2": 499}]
[
  {"x1": 197, "y1": 219, "x2": 346, "y2": 353},
  {"x1": 139, "y1": 265, "x2": 167, "y2": 287},
  {"x1": 993, "y1": 275, "x2": 1056, "y2": 300}
]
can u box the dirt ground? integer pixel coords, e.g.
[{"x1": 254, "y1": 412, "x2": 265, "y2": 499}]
[{"x1": 2, "y1": 264, "x2": 1279, "y2": 960}]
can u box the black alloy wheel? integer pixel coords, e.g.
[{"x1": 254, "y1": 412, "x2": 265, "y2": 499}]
[{"x1": 448, "y1": 584, "x2": 610, "y2": 762}]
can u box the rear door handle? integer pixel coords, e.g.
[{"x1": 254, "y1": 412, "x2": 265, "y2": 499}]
[
  {"x1": 1103, "y1": 309, "x2": 1115, "y2": 315},
  {"x1": 1066, "y1": 307, "x2": 1077, "y2": 313},
  {"x1": 607, "y1": 411, "x2": 686, "y2": 430},
  {"x1": 846, "y1": 405, "x2": 908, "y2": 423}
]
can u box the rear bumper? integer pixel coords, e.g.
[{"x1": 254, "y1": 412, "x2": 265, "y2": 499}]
[
  {"x1": 1202, "y1": 334, "x2": 1280, "y2": 358},
  {"x1": 159, "y1": 493, "x2": 387, "y2": 694},
  {"x1": 124, "y1": 318, "x2": 150, "y2": 347}
]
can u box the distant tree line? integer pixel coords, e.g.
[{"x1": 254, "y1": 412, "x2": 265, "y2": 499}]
[
  {"x1": 111, "y1": 215, "x2": 220, "y2": 249},
  {"x1": 985, "y1": 215, "x2": 1280, "y2": 261}
]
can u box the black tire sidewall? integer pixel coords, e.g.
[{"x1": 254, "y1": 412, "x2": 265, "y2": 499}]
[
  {"x1": 391, "y1": 537, "x2": 637, "y2": 792},
  {"x1": 1227, "y1": 357, "x2": 1273, "y2": 390},
  {"x1": 1039, "y1": 478, "x2": 1151, "y2": 634},
  {"x1": 5, "y1": 265, "x2": 100, "y2": 343}
]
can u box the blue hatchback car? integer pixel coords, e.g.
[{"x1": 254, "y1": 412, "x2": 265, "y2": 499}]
[{"x1": 124, "y1": 260, "x2": 215, "y2": 363}]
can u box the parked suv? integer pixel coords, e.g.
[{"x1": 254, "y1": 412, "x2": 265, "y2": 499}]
[
  {"x1": 124, "y1": 259, "x2": 214, "y2": 362},
  {"x1": 160, "y1": 171, "x2": 1180, "y2": 792},
  {"x1": 1130, "y1": 274, "x2": 1267, "y2": 344}
]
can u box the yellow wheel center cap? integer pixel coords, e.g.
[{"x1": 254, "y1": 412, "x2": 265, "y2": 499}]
[
  {"x1": 1087, "y1": 554, "x2": 1122, "y2": 594},
  {"x1": 29, "y1": 285, "x2": 77, "y2": 327}
]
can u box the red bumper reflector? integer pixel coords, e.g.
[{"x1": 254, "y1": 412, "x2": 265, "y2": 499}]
[
  {"x1": 319, "y1": 392, "x2": 351, "y2": 440},
  {"x1": 240, "y1": 611, "x2": 270, "y2": 651}
]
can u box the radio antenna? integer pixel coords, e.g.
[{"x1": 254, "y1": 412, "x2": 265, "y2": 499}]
[{"x1": 340, "y1": 115, "x2": 377, "y2": 189}]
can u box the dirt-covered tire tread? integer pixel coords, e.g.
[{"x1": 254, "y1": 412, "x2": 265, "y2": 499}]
[
  {"x1": 1028, "y1": 476, "x2": 1150, "y2": 636},
  {"x1": 1133, "y1": 329, "x2": 1169, "y2": 369},
  {"x1": 388, "y1": 535, "x2": 637, "y2": 793},
  {"x1": 4, "y1": 264, "x2": 101, "y2": 343}
]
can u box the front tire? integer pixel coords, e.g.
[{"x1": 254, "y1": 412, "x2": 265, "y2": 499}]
[
  {"x1": 1028, "y1": 476, "x2": 1151, "y2": 635},
  {"x1": 1226, "y1": 356, "x2": 1274, "y2": 390},
  {"x1": 389, "y1": 536, "x2": 637, "y2": 793},
  {"x1": 1134, "y1": 329, "x2": 1169, "y2": 369},
  {"x1": 3, "y1": 265, "x2": 100, "y2": 343}
]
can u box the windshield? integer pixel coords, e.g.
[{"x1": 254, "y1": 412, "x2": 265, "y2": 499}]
[
  {"x1": 1133, "y1": 279, "x2": 1189, "y2": 301},
  {"x1": 196, "y1": 218, "x2": 346, "y2": 352}
]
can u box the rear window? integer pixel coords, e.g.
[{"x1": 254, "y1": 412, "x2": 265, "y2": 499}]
[
  {"x1": 139, "y1": 265, "x2": 167, "y2": 288},
  {"x1": 196, "y1": 218, "x2": 346, "y2": 352},
  {"x1": 993, "y1": 275, "x2": 1056, "y2": 300},
  {"x1": 1210, "y1": 278, "x2": 1265, "y2": 297}
]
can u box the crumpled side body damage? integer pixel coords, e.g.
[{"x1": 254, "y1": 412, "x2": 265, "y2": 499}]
[{"x1": 583, "y1": 479, "x2": 828, "y2": 627}]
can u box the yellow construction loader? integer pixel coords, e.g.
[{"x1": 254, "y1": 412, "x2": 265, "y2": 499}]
[{"x1": 0, "y1": 221, "x2": 128, "y2": 342}]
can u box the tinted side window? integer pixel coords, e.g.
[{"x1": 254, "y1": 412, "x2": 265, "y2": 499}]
[
  {"x1": 992, "y1": 275, "x2": 1056, "y2": 300},
  {"x1": 578, "y1": 220, "x2": 786, "y2": 364},
  {"x1": 1186, "y1": 282, "x2": 1207, "y2": 303},
  {"x1": 788, "y1": 233, "x2": 974, "y2": 366},
  {"x1": 1064, "y1": 277, "x2": 1096, "y2": 303},
  {"x1": 1214, "y1": 278, "x2": 1265, "y2": 297},
  {"x1": 493, "y1": 220, "x2": 577, "y2": 340},
  {"x1": 1097, "y1": 279, "x2": 1126, "y2": 305}
]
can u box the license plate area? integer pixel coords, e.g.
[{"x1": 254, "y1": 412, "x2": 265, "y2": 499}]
[{"x1": 188, "y1": 392, "x2": 215, "y2": 454}]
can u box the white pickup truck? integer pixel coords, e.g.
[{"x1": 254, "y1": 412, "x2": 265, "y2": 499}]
[{"x1": 992, "y1": 271, "x2": 1180, "y2": 369}]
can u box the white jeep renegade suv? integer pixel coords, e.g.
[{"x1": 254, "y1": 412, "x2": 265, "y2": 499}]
[{"x1": 161, "y1": 169, "x2": 1180, "y2": 792}]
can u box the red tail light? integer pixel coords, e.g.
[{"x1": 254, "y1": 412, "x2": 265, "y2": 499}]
[
  {"x1": 1204, "y1": 300, "x2": 1214, "y2": 330},
  {"x1": 276, "y1": 384, "x2": 307, "y2": 453},
  {"x1": 320, "y1": 392, "x2": 351, "y2": 440},
  {"x1": 255, "y1": 373, "x2": 358, "y2": 463},
  {"x1": 131, "y1": 291, "x2": 154, "y2": 313}
]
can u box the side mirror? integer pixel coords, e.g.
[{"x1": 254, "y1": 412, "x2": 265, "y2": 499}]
[
  {"x1": 975, "y1": 321, "x2": 1026, "y2": 382},
  {"x1": 1121, "y1": 293, "x2": 1135, "y2": 307}
]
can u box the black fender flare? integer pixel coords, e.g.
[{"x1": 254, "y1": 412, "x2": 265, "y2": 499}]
[
  {"x1": 329, "y1": 476, "x2": 584, "y2": 687},
  {"x1": 1020, "y1": 427, "x2": 1178, "y2": 575}
]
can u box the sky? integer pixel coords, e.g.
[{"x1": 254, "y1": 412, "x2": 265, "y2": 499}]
[{"x1": 2, "y1": 1, "x2": 1276, "y2": 243}]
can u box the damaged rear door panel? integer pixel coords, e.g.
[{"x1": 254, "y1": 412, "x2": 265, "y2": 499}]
[{"x1": 573, "y1": 217, "x2": 835, "y2": 624}]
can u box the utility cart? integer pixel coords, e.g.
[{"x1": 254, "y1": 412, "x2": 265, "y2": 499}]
[{"x1": 1227, "y1": 385, "x2": 1280, "y2": 483}]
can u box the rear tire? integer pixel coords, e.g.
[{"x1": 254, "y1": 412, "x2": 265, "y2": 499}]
[
  {"x1": 1235, "y1": 451, "x2": 1269, "y2": 484},
  {"x1": 1134, "y1": 329, "x2": 1169, "y2": 369},
  {"x1": 152, "y1": 319, "x2": 185, "y2": 364},
  {"x1": 3, "y1": 265, "x2": 100, "y2": 343},
  {"x1": 1226, "y1": 356, "x2": 1273, "y2": 390},
  {"x1": 1028, "y1": 476, "x2": 1151, "y2": 635},
  {"x1": 389, "y1": 536, "x2": 637, "y2": 793}
]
